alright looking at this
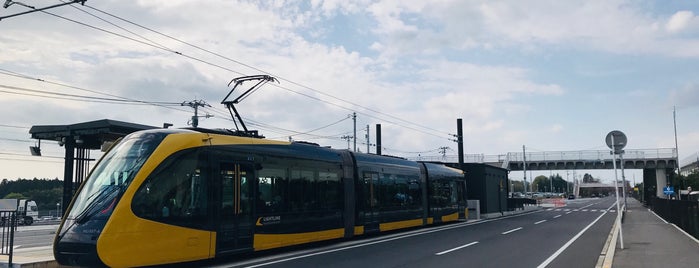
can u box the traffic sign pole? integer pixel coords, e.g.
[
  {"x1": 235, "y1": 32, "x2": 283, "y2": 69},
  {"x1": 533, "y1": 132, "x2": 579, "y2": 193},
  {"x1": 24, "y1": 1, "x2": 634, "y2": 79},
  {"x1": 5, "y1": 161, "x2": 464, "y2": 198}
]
[{"x1": 609, "y1": 132, "x2": 625, "y2": 250}]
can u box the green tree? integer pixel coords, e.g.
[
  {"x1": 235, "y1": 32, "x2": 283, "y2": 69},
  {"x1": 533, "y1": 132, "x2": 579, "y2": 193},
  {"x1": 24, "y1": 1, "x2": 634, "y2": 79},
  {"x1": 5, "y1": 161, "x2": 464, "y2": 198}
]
[
  {"x1": 533, "y1": 175, "x2": 550, "y2": 192},
  {"x1": 3, "y1": 192, "x2": 28, "y2": 199}
]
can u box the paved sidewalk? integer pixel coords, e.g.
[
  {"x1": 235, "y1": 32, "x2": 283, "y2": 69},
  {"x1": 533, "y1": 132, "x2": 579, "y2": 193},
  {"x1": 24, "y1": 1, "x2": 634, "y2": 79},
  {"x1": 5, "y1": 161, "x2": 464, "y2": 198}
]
[
  {"x1": 0, "y1": 246, "x2": 58, "y2": 268},
  {"x1": 612, "y1": 198, "x2": 699, "y2": 268}
]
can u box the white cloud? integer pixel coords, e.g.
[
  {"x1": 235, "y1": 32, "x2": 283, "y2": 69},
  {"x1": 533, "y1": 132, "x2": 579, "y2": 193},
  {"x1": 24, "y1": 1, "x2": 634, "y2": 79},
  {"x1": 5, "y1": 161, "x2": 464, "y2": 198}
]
[
  {"x1": 355, "y1": 1, "x2": 699, "y2": 58},
  {"x1": 550, "y1": 124, "x2": 563, "y2": 133},
  {"x1": 666, "y1": 10, "x2": 695, "y2": 33},
  {"x1": 2, "y1": 0, "x2": 699, "y2": 179}
]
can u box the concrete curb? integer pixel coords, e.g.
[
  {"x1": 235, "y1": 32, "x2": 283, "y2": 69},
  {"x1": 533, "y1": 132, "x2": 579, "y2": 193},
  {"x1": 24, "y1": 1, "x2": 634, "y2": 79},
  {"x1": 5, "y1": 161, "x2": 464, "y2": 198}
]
[{"x1": 595, "y1": 212, "x2": 619, "y2": 268}]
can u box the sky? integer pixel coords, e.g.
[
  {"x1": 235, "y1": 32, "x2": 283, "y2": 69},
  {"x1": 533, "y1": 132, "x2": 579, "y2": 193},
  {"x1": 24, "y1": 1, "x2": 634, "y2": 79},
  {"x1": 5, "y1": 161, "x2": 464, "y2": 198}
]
[{"x1": 2, "y1": 0, "x2": 699, "y2": 185}]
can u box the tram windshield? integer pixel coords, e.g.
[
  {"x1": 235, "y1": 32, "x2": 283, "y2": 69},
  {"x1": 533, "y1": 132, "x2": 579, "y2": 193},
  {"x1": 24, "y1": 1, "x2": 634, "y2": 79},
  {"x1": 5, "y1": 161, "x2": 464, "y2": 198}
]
[{"x1": 67, "y1": 131, "x2": 166, "y2": 220}]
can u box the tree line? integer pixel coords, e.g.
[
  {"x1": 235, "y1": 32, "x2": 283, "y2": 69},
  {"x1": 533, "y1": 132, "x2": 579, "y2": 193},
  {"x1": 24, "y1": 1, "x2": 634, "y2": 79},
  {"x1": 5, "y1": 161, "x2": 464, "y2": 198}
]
[{"x1": 1, "y1": 178, "x2": 63, "y2": 216}]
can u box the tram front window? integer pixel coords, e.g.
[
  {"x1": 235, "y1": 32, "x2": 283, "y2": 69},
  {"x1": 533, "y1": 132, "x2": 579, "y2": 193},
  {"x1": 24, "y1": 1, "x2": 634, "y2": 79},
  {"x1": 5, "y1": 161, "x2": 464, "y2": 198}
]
[{"x1": 67, "y1": 132, "x2": 165, "y2": 221}]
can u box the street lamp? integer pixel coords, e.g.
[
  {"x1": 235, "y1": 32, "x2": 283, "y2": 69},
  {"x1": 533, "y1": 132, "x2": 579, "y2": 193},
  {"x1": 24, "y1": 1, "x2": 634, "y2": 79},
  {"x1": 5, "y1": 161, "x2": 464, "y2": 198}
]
[{"x1": 56, "y1": 202, "x2": 60, "y2": 218}]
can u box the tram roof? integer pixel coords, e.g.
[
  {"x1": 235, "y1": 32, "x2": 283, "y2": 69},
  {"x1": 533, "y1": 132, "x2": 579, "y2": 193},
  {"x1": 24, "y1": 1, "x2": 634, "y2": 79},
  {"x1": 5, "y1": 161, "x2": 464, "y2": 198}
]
[{"x1": 29, "y1": 119, "x2": 158, "y2": 150}]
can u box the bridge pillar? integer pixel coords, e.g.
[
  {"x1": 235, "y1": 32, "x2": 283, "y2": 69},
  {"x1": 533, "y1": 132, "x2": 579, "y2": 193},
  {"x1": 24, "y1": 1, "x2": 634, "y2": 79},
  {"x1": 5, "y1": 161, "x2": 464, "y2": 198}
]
[
  {"x1": 655, "y1": 168, "x2": 668, "y2": 197},
  {"x1": 642, "y1": 168, "x2": 676, "y2": 204}
]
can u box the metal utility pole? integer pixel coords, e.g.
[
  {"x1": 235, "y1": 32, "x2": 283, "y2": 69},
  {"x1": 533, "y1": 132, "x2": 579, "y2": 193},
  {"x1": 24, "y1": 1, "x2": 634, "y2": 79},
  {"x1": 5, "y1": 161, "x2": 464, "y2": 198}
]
[
  {"x1": 550, "y1": 174, "x2": 554, "y2": 193},
  {"x1": 376, "y1": 124, "x2": 382, "y2": 155},
  {"x1": 456, "y1": 118, "x2": 464, "y2": 170},
  {"x1": 674, "y1": 106, "x2": 681, "y2": 200},
  {"x1": 439, "y1": 146, "x2": 450, "y2": 160},
  {"x1": 181, "y1": 99, "x2": 212, "y2": 128},
  {"x1": 366, "y1": 125, "x2": 370, "y2": 154},
  {"x1": 341, "y1": 135, "x2": 352, "y2": 149},
  {"x1": 620, "y1": 152, "x2": 627, "y2": 209},
  {"x1": 352, "y1": 112, "x2": 357, "y2": 152}
]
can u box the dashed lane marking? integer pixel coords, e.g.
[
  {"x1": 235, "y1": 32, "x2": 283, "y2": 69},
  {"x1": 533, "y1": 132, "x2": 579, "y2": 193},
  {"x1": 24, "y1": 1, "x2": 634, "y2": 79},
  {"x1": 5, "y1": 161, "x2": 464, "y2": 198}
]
[
  {"x1": 502, "y1": 227, "x2": 523, "y2": 235},
  {"x1": 435, "y1": 241, "x2": 479, "y2": 255}
]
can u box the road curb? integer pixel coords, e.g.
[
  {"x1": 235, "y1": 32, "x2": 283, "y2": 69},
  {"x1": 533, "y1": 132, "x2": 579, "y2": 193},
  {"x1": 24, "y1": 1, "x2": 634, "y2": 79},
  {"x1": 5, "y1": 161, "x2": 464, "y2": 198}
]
[{"x1": 596, "y1": 213, "x2": 619, "y2": 268}]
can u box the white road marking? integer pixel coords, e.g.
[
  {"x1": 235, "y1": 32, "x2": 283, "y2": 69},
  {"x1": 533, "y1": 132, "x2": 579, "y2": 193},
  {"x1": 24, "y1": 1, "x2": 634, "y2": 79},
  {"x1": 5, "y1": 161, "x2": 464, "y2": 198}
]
[
  {"x1": 534, "y1": 220, "x2": 547, "y2": 225},
  {"x1": 553, "y1": 215, "x2": 562, "y2": 219},
  {"x1": 239, "y1": 210, "x2": 545, "y2": 268},
  {"x1": 565, "y1": 211, "x2": 572, "y2": 214},
  {"x1": 435, "y1": 241, "x2": 479, "y2": 255},
  {"x1": 536, "y1": 202, "x2": 616, "y2": 268},
  {"x1": 501, "y1": 227, "x2": 523, "y2": 235}
]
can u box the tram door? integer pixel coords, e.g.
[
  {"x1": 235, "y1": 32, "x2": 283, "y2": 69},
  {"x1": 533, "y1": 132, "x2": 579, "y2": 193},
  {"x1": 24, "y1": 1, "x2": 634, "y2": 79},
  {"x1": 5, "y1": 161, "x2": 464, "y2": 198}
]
[
  {"x1": 217, "y1": 162, "x2": 254, "y2": 255},
  {"x1": 363, "y1": 172, "x2": 380, "y2": 232}
]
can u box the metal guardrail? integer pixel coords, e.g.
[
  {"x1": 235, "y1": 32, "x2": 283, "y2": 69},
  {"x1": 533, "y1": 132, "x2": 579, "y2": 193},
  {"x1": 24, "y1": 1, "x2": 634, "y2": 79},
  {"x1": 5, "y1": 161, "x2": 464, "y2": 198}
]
[{"x1": 410, "y1": 148, "x2": 678, "y2": 164}]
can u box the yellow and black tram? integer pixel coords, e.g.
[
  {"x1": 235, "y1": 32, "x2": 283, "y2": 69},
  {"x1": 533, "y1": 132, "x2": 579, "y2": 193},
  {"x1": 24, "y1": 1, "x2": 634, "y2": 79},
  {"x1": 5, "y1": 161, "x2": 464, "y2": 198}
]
[{"x1": 54, "y1": 128, "x2": 467, "y2": 267}]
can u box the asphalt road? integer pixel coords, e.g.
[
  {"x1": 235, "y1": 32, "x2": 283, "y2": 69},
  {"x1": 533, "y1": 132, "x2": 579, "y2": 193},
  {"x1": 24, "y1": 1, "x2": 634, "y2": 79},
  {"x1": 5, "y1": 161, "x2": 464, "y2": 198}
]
[
  {"x1": 11, "y1": 221, "x2": 59, "y2": 250},
  {"x1": 9, "y1": 198, "x2": 620, "y2": 268},
  {"x1": 210, "y1": 197, "x2": 619, "y2": 268}
]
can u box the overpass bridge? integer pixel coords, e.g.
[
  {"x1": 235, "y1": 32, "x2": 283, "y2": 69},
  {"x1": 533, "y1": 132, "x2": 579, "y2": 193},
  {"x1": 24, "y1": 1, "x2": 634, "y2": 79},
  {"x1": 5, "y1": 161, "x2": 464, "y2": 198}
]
[
  {"x1": 411, "y1": 148, "x2": 678, "y2": 171},
  {"x1": 410, "y1": 148, "x2": 678, "y2": 202},
  {"x1": 680, "y1": 152, "x2": 699, "y2": 175}
]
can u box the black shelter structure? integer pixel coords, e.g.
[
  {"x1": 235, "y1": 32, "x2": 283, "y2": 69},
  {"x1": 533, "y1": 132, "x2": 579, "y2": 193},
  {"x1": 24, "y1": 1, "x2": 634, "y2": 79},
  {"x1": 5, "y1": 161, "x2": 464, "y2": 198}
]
[
  {"x1": 29, "y1": 119, "x2": 157, "y2": 214},
  {"x1": 452, "y1": 163, "x2": 509, "y2": 215}
]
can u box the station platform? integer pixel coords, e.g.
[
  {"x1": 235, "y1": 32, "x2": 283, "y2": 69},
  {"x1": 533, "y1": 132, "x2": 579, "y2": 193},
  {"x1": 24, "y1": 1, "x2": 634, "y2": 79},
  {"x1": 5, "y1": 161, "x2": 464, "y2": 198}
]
[
  {"x1": 604, "y1": 198, "x2": 699, "y2": 268},
  {"x1": 0, "y1": 246, "x2": 59, "y2": 268}
]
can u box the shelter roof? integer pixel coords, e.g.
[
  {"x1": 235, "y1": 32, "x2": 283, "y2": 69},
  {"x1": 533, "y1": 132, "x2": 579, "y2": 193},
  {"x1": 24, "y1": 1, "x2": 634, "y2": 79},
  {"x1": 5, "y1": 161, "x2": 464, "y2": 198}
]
[{"x1": 29, "y1": 119, "x2": 157, "y2": 150}]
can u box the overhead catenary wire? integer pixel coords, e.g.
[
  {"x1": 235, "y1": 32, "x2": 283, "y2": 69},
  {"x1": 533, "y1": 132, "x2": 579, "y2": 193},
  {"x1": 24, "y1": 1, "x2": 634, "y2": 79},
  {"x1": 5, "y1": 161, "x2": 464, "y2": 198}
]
[
  {"x1": 0, "y1": 83, "x2": 183, "y2": 106},
  {"x1": 0, "y1": 124, "x2": 29, "y2": 129},
  {"x1": 73, "y1": 3, "x2": 452, "y2": 137},
  {"x1": 29, "y1": 4, "x2": 453, "y2": 141},
  {"x1": 0, "y1": 69, "x2": 189, "y2": 113}
]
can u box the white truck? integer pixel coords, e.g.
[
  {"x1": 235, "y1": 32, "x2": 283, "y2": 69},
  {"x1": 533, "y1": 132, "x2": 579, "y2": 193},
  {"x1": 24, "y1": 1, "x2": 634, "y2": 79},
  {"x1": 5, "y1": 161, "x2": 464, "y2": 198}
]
[
  {"x1": 1, "y1": 199, "x2": 38, "y2": 226},
  {"x1": 17, "y1": 199, "x2": 38, "y2": 225}
]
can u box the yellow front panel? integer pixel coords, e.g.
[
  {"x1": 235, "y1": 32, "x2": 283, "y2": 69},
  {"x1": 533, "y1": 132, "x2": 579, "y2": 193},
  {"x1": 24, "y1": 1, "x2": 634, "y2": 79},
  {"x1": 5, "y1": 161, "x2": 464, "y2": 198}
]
[
  {"x1": 379, "y1": 218, "x2": 423, "y2": 232},
  {"x1": 253, "y1": 229, "x2": 344, "y2": 251},
  {"x1": 98, "y1": 216, "x2": 213, "y2": 267},
  {"x1": 98, "y1": 133, "x2": 214, "y2": 267}
]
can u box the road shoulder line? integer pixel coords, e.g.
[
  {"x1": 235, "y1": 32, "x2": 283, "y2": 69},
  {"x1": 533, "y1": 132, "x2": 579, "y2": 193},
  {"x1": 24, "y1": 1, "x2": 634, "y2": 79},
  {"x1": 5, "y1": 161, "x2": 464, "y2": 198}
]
[{"x1": 595, "y1": 212, "x2": 619, "y2": 268}]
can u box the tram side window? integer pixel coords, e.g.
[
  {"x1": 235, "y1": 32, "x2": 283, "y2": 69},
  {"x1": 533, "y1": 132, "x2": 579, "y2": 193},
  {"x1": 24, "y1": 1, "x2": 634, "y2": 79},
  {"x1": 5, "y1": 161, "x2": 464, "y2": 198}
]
[
  {"x1": 258, "y1": 167, "x2": 287, "y2": 213},
  {"x1": 430, "y1": 180, "x2": 451, "y2": 207},
  {"x1": 290, "y1": 168, "x2": 315, "y2": 211},
  {"x1": 132, "y1": 150, "x2": 208, "y2": 228},
  {"x1": 378, "y1": 173, "x2": 419, "y2": 209},
  {"x1": 318, "y1": 171, "x2": 341, "y2": 210},
  {"x1": 406, "y1": 177, "x2": 421, "y2": 208},
  {"x1": 378, "y1": 173, "x2": 400, "y2": 209}
]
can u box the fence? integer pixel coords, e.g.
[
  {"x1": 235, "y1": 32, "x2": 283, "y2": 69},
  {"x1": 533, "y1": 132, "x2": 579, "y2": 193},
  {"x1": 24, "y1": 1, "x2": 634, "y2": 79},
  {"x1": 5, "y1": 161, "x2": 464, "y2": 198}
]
[
  {"x1": 507, "y1": 198, "x2": 537, "y2": 211},
  {"x1": 1, "y1": 211, "x2": 17, "y2": 267},
  {"x1": 650, "y1": 197, "x2": 699, "y2": 240}
]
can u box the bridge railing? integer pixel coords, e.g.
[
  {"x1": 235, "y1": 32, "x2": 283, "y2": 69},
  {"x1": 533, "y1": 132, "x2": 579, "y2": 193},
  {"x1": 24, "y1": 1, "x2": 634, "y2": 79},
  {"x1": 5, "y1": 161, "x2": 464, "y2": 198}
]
[
  {"x1": 680, "y1": 152, "x2": 699, "y2": 169},
  {"x1": 409, "y1": 148, "x2": 677, "y2": 164}
]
